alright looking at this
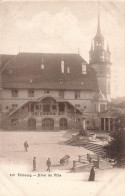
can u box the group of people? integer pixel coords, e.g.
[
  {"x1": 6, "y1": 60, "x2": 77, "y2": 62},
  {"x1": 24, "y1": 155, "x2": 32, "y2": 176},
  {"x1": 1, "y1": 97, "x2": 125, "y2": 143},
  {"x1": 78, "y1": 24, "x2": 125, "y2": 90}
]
[
  {"x1": 24, "y1": 141, "x2": 95, "y2": 180},
  {"x1": 24, "y1": 141, "x2": 51, "y2": 172},
  {"x1": 33, "y1": 157, "x2": 51, "y2": 172}
]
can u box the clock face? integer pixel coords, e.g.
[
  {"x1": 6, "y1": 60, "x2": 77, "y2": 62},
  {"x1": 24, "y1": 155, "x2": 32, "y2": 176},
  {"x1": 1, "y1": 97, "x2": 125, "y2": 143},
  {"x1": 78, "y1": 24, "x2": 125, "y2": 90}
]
[{"x1": 99, "y1": 66, "x2": 106, "y2": 74}]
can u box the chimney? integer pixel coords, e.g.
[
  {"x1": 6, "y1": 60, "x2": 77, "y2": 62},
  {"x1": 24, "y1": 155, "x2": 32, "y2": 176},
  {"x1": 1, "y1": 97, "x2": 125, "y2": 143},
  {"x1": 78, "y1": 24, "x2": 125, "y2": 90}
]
[
  {"x1": 61, "y1": 60, "x2": 64, "y2": 73},
  {"x1": 41, "y1": 57, "x2": 44, "y2": 69}
]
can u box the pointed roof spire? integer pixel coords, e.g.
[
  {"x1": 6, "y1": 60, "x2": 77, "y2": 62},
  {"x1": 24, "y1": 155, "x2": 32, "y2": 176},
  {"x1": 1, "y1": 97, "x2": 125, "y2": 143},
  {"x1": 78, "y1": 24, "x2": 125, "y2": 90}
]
[
  {"x1": 97, "y1": 2, "x2": 101, "y2": 35},
  {"x1": 94, "y1": 2, "x2": 104, "y2": 40}
]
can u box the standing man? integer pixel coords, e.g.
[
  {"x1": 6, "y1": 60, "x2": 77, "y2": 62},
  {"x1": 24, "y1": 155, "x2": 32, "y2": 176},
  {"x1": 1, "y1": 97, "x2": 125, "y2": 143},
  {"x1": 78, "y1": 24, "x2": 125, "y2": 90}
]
[
  {"x1": 46, "y1": 158, "x2": 51, "y2": 172},
  {"x1": 24, "y1": 141, "x2": 29, "y2": 152},
  {"x1": 33, "y1": 157, "x2": 36, "y2": 171}
]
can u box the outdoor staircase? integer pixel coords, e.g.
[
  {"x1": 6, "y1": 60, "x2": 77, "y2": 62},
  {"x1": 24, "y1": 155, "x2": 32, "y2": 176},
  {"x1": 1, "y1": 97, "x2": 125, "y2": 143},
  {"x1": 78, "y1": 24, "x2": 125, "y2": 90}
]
[
  {"x1": 66, "y1": 137, "x2": 105, "y2": 156},
  {"x1": 84, "y1": 142, "x2": 105, "y2": 156}
]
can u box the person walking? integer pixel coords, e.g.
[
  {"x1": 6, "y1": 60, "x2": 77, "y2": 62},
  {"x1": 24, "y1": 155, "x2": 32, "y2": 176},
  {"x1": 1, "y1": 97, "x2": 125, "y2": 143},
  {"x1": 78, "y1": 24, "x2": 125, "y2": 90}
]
[
  {"x1": 24, "y1": 141, "x2": 29, "y2": 152},
  {"x1": 46, "y1": 158, "x2": 51, "y2": 172},
  {"x1": 88, "y1": 166, "x2": 95, "y2": 181},
  {"x1": 33, "y1": 157, "x2": 36, "y2": 171}
]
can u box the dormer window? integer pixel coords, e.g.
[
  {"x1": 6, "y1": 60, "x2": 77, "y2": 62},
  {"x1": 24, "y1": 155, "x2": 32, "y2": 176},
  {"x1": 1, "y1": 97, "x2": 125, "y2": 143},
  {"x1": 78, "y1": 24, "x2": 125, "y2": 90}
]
[
  {"x1": 82, "y1": 63, "x2": 86, "y2": 74},
  {"x1": 41, "y1": 57, "x2": 44, "y2": 69},
  {"x1": 61, "y1": 60, "x2": 64, "y2": 73},
  {"x1": 41, "y1": 64, "x2": 44, "y2": 69},
  {"x1": 60, "y1": 79, "x2": 63, "y2": 83}
]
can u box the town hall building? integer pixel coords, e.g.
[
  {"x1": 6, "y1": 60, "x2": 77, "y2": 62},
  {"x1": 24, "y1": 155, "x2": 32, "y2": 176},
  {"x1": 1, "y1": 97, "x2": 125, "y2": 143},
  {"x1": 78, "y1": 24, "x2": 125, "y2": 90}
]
[{"x1": 0, "y1": 13, "x2": 112, "y2": 131}]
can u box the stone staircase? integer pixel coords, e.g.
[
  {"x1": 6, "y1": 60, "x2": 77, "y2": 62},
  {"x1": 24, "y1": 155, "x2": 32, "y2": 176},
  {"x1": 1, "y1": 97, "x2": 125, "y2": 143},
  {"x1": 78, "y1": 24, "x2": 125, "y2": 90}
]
[
  {"x1": 83, "y1": 142, "x2": 105, "y2": 156},
  {"x1": 66, "y1": 136, "x2": 105, "y2": 156}
]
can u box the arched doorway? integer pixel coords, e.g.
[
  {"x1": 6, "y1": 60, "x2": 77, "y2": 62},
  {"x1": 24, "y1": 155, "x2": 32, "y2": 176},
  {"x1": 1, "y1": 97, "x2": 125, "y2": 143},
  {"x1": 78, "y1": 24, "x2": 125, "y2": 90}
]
[
  {"x1": 28, "y1": 118, "x2": 36, "y2": 130},
  {"x1": 42, "y1": 118, "x2": 54, "y2": 130},
  {"x1": 60, "y1": 118, "x2": 67, "y2": 130}
]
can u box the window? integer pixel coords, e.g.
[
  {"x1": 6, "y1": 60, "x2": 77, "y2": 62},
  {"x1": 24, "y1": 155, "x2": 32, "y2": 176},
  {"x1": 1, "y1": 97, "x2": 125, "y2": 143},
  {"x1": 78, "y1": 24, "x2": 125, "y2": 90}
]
[
  {"x1": 41, "y1": 64, "x2": 44, "y2": 69},
  {"x1": 100, "y1": 104, "x2": 106, "y2": 112},
  {"x1": 61, "y1": 61, "x2": 64, "y2": 73},
  {"x1": 43, "y1": 105, "x2": 50, "y2": 112},
  {"x1": 59, "y1": 103, "x2": 65, "y2": 112},
  {"x1": 36, "y1": 105, "x2": 40, "y2": 110},
  {"x1": 60, "y1": 79, "x2": 63, "y2": 83},
  {"x1": 75, "y1": 91, "x2": 80, "y2": 99},
  {"x1": 58, "y1": 91, "x2": 64, "y2": 99},
  {"x1": 52, "y1": 105, "x2": 56, "y2": 110},
  {"x1": 67, "y1": 67, "x2": 70, "y2": 74},
  {"x1": 12, "y1": 104, "x2": 18, "y2": 108},
  {"x1": 12, "y1": 90, "x2": 18, "y2": 98},
  {"x1": 44, "y1": 90, "x2": 50, "y2": 94},
  {"x1": 82, "y1": 63, "x2": 86, "y2": 74},
  {"x1": 28, "y1": 90, "x2": 34, "y2": 98}
]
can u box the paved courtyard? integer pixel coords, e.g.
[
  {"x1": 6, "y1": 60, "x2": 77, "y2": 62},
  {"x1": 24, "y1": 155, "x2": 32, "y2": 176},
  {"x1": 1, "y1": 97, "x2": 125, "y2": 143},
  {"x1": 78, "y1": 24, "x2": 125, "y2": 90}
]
[{"x1": 0, "y1": 130, "x2": 124, "y2": 196}]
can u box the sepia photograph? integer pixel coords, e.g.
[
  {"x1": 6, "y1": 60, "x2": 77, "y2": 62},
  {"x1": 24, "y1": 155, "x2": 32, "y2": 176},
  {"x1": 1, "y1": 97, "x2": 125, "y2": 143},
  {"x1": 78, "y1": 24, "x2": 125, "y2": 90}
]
[{"x1": 0, "y1": 0, "x2": 125, "y2": 196}]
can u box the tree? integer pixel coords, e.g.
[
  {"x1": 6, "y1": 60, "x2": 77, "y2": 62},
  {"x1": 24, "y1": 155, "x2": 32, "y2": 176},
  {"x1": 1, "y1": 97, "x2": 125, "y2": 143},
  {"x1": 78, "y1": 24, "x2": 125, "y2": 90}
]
[{"x1": 104, "y1": 126, "x2": 125, "y2": 167}]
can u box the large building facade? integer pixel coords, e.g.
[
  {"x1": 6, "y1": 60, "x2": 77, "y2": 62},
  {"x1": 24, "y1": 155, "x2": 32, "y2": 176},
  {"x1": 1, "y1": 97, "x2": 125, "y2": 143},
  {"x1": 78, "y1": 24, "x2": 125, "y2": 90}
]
[{"x1": 0, "y1": 14, "x2": 111, "y2": 131}]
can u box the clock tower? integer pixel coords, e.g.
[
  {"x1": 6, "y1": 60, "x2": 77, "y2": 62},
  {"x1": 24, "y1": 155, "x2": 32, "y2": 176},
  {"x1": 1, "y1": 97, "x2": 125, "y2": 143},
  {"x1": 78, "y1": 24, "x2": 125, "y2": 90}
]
[{"x1": 89, "y1": 11, "x2": 111, "y2": 102}]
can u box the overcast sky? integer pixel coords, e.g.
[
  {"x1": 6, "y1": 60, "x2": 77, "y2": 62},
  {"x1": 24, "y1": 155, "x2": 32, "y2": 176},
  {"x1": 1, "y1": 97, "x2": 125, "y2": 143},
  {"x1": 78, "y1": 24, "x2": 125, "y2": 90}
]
[{"x1": 0, "y1": 1, "x2": 125, "y2": 98}]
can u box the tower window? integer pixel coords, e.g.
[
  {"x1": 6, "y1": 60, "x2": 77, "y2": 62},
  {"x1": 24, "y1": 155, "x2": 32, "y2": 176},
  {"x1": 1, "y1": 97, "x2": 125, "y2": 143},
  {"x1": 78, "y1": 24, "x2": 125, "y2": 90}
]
[{"x1": 67, "y1": 67, "x2": 70, "y2": 74}]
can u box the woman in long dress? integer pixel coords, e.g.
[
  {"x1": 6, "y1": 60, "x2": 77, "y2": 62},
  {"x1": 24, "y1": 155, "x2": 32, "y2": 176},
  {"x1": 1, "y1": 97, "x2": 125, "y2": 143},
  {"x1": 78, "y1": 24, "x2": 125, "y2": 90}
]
[{"x1": 88, "y1": 166, "x2": 95, "y2": 181}]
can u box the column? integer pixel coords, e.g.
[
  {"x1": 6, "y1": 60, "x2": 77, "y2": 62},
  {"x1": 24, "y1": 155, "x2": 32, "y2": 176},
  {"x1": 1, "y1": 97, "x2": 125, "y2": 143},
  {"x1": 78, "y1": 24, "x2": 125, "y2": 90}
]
[
  {"x1": 56, "y1": 103, "x2": 59, "y2": 115},
  {"x1": 108, "y1": 118, "x2": 110, "y2": 132},
  {"x1": 28, "y1": 103, "x2": 31, "y2": 115},
  {"x1": 64, "y1": 103, "x2": 67, "y2": 115},
  {"x1": 104, "y1": 118, "x2": 106, "y2": 131}
]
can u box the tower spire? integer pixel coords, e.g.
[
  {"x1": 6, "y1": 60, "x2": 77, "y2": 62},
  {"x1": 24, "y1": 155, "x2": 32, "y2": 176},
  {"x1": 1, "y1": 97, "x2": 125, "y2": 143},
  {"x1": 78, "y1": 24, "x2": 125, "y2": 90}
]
[{"x1": 97, "y1": 2, "x2": 101, "y2": 36}]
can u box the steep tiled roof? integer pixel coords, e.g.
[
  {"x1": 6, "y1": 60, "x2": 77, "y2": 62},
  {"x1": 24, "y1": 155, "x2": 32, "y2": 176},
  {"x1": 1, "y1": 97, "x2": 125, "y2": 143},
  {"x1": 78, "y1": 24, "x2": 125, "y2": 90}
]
[
  {"x1": 0, "y1": 54, "x2": 15, "y2": 70},
  {"x1": 1, "y1": 52, "x2": 99, "y2": 91}
]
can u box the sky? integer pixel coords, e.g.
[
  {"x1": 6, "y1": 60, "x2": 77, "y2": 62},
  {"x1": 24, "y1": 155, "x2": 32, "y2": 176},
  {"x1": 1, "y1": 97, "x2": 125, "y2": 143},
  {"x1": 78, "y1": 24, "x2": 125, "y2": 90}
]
[{"x1": 0, "y1": 0, "x2": 125, "y2": 98}]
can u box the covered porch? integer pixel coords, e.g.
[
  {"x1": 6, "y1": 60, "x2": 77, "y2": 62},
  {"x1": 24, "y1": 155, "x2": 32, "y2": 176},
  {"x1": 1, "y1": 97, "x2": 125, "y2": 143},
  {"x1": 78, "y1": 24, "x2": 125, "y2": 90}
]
[{"x1": 4, "y1": 95, "x2": 86, "y2": 131}]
